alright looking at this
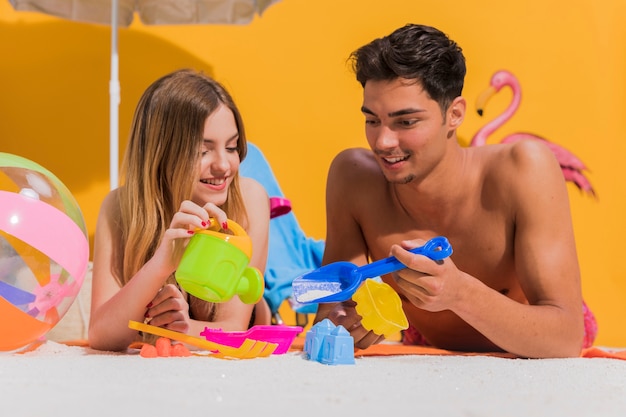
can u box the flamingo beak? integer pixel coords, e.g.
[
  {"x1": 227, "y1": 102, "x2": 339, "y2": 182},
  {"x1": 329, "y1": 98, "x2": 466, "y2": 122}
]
[{"x1": 475, "y1": 85, "x2": 497, "y2": 116}]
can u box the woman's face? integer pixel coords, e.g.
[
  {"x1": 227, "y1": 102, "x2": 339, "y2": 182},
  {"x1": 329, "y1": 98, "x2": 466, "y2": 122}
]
[{"x1": 192, "y1": 103, "x2": 240, "y2": 206}]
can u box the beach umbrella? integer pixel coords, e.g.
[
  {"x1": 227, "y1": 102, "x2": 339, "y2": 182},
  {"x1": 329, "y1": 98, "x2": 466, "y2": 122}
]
[{"x1": 9, "y1": 0, "x2": 280, "y2": 190}]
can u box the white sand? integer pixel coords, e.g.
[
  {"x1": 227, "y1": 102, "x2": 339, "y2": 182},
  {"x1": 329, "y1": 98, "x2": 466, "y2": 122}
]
[{"x1": 2, "y1": 341, "x2": 626, "y2": 417}]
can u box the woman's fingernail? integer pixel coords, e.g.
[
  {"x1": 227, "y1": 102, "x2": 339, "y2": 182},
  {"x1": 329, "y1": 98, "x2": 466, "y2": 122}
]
[
  {"x1": 187, "y1": 230, "x2": 194, "y2": 235},
  {"x1": 201, "y1": 221, "x2": 207, "y2": 227},
  {"x1": 144, "y1": 311, "x2": 150, "y2": 318},
  {"x1": 146, "y1": 302, "x2": 153, "y2": 308},
  {"x1": 222, "y1": 221, "x2": 228, "y2": 230}
]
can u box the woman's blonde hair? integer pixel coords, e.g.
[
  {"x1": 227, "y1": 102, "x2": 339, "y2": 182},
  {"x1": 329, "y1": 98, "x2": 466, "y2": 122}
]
[{"x1": 117, "y1": 69, "x2": 249, "y2": 321}]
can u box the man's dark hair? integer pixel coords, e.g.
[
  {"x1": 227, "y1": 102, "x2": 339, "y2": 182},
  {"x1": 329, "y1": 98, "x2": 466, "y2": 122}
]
[{"x1": 350, "y1": 24, "x2": 466, "y2": 113}]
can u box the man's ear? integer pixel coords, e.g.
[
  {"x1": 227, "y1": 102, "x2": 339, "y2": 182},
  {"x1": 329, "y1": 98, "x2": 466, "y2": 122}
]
[{"x1": 448, "y1": 96, "x2": 466, "y2": 128}]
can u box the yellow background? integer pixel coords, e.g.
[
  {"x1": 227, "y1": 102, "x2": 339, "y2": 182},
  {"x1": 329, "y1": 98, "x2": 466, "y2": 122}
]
[{"x1": 1, "y1": 0, "x2": 625, "y2": 346}]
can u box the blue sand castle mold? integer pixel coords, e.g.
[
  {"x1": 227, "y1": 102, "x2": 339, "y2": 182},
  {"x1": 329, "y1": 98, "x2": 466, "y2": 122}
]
[
  {"x1": 304, "y1": 318, "x2": 334, "y2": 361},
  {"x1": 319, "y1": 325, "x2": 355, "y2": 365},
  {"x1": 304, "y1": 318, "x2": 355, "y2": 365}
]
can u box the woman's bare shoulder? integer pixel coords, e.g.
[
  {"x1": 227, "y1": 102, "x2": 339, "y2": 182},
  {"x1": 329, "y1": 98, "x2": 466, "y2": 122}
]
[
  {"x1": 238, "y1": 176, "x2": 270, "y2": 224},
  {"x1": 239, "y1": 175, "x2": 268, "y2": 200},
  {"x1": 98, "y1": 187, "x2": 123, "y2": 218}
]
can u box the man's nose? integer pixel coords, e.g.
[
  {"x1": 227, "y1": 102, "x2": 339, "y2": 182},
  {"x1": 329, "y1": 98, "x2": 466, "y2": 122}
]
[{"x1": 374, "y1": 126, "x2": 399, "y2": 149}]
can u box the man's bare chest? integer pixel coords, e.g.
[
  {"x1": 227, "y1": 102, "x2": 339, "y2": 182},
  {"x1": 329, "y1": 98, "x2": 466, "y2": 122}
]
[{"x1": 359, "y1": 200, "x2": 516, "y2": 288}]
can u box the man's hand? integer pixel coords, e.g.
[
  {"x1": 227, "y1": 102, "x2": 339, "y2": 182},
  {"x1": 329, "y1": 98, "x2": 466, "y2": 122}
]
[
  {"x1": 391, "y1": 239, "x2": 462, "y2": 313},
  {"x1": 324, "y1": 300, "x2": 385, "y2": 349}
]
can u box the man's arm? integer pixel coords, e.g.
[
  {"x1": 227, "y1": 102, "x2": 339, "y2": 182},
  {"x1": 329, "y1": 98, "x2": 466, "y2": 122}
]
[
  {"x1": 313, "y1": 149, "x2": 384, "y2": 347},
  {"x1": 484, "y1": 139, "x2": 584, "y2": 356},
  {"x1": 393, "y1": 140, "x2": 584, "y2": 358}
]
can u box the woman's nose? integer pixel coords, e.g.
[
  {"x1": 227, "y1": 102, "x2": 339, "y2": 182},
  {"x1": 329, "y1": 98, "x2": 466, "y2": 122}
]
[{"x1": 210, "y1": 151, "x2": 230, "y2": 172}]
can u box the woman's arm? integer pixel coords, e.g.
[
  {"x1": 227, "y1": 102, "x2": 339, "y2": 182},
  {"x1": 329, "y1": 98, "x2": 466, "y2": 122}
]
[{"x1": 89, "y1": 193, "x2": 215, "y2": 351}]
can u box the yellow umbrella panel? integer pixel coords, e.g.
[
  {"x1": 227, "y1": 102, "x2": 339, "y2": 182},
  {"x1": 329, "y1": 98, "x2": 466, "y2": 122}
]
[{"x1": 9, "y1": 0, "x2": 280, "y2": 190}]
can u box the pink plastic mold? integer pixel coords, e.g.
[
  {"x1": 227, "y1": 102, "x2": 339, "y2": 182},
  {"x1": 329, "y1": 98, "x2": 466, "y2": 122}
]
[{"x1": 200, "y1": 325, "x2": 303, "y2": 354}]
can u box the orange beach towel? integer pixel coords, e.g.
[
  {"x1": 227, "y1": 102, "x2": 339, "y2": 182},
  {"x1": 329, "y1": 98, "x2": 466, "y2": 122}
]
[
  {"x1": 22, "y1": 338, "x2": 626, "y2": 360},
  {"x1": 289, "y1": 337, "x2": 626, "y2": 360}
]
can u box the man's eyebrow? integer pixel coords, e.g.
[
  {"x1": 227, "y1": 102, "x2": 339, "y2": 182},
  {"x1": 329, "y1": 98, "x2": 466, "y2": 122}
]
[
  {"x1": 361, "y1": 105, "x2": 376, "y2": 116},
  {"x1": 361, "y1": 106, "x2": 425, "y2": 117},
  {"x1": 388, "y1": 108, "x2": 424, "y2": 117}
]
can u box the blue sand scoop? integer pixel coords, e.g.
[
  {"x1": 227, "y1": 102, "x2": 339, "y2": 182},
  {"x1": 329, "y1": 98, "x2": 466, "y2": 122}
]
[{"x1": 292, "y1": 236, "x2": 452, "y2": 304}]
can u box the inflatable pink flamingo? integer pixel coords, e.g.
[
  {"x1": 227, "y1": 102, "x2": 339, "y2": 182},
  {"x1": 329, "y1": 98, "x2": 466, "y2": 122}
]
[{"x1": 471, "y1": 70, "x2": 595, "y2": 197}]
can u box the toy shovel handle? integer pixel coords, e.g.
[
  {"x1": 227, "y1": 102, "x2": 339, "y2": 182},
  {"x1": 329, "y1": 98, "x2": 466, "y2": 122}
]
[{"x1": 355, "y1": 236, "x2": 452, "y2": 279}]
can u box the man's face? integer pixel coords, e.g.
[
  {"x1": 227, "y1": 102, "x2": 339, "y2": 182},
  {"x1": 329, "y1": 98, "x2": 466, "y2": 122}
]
[{"x1": 361, "y1": 78, "x2": 448, "y2": 184}]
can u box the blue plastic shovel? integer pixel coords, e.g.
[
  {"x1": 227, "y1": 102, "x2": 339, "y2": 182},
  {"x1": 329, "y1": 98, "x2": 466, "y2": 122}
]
[{"x1": 292, "y1": 236, "x2": 452, "y2": 304}]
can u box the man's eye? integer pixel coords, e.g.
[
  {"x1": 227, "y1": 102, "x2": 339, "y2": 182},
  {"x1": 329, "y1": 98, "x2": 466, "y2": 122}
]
[
  {"x1": 365, "y1": 119, "x2": 379, "y2": 126},
  {"x1": 398, "y1": 119, "x2": 418, "y2": 127}
]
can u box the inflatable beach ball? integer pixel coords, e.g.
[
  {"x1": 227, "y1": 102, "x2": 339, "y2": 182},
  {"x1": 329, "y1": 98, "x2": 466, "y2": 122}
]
[{"x1": 0, "y1": 153, "x2": 89, "y2": 351}]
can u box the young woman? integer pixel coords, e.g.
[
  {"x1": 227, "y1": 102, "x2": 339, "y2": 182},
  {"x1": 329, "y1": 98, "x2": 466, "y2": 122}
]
[{"x1": 88, "y1": 69, "x2": 271, "y2": 351}]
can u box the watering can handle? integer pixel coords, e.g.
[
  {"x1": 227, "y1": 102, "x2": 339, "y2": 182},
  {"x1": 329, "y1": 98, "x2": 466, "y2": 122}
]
[
  {"x1": 198, "y1": 218, "x2": 253, "y2": 258},
  {"x1": 207, "y1": 218, "x2": 247, "y2": 237}
]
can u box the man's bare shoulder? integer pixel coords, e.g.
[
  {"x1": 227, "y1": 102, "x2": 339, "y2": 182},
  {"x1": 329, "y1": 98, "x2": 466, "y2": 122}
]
[
  {"x1": 481, "y1": 139, "x2": 556, "y2": 169},
  {"x1": 333, "y1": 147, "x2": 374, "y2": 161},
  {"x1": 327, "y1": 148, "x2": 389, "y2": 202},
  {"x1": 480, "y1": 140, "x2": 561, "y2": 188},
  {"x1": 507, "y1": 138, "x2": 559, "y2": 168},
  {"x1": 329, "y1": 147, "x2": 381, "y2": 178},
  {"x1": 469, "y1": 140, "x2": 566, "y2": 226}
]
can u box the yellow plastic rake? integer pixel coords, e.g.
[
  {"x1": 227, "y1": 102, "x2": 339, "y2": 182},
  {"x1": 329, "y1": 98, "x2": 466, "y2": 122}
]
[{"x1": 128, "y1": 320, "x2": 277, "y2": 359}]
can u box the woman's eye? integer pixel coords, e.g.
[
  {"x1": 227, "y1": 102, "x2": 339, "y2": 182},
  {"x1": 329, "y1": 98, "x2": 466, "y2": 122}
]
[{"x1": 226, "y1": 147, "x2": 238, "y2": 153}]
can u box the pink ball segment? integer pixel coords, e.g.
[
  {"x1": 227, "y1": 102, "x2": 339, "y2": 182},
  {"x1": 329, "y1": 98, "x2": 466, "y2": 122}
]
[{"x1": 0, "y1": 153, "x2": 89, "y2": 351}]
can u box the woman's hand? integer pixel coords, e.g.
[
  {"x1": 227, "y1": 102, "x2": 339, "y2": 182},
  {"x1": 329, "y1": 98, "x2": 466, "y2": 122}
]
[
  {"x1": 151, "y1": 200, "x2": 229, "y2": 275},
  {"x1": 144, "y1": 284, "x2": 191, "y2": 334}
]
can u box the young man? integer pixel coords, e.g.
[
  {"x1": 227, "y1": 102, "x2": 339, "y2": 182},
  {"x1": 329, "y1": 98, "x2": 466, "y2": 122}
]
[{"x1": 313, "y1": 24, "x2": 596, "y2": 358}]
